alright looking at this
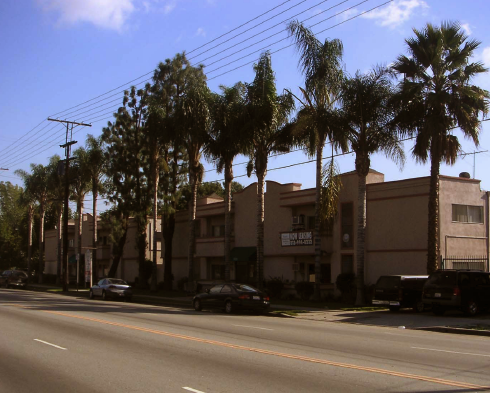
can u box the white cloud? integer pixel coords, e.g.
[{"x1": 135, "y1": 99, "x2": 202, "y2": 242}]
[
  {"x1": 482, "y1": 47, "x2": 490, "y2": 68},
  {"x1": 461, "y1": 23, "x2": 472, "y2": 36},
  {"x1": 37, "y1": 0, "x2": 136, "y2": 32},
  {"x1": 195, "y1": 27, "x2": 206, "y2": 37},
  {"x1": 336, "y1": 8, "x2": 358, "y2": 22},
  {"x1": 361, "y1": 0, "x2": 428, "y2": 28},
  {"x1": 163, "y1": 1, "x2": 177, "y2": 14}
]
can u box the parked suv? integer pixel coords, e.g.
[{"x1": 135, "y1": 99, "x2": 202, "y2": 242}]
[
  {"x1": 0, "y1": 270, "x2": 28, "y2": 289},
  {"x1": 372, "y1": 275, "x2": 428, "y2": 312},
  {"x1": 423, "y1": 270, "x2": 490, "y2": 316}
]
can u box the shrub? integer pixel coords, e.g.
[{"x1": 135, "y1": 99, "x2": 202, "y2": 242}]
[
  {"x1": 266, "y1": 277, "x2": 284, "y2": 299},
  {"x1": 295, "y1": 281, "x2": 314, "y2": 301},
  {"x1": 42, "y1": 274, "x2": 57, "y2": 285},
  {"x1": 177, "y1": 276, "x2": 188, "y2": 291},
  {"x1": 336, "y1": 273, "x2": 356, "y2": 304}
]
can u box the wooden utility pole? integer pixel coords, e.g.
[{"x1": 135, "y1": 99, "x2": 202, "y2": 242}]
[{"x1": 48, "y1": 118, "x2": 91, "y2": 292}]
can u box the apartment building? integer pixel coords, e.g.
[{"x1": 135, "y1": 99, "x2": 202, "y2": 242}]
[{"x1": 44, "y1": 170, "x2": 490, "y2": 288}]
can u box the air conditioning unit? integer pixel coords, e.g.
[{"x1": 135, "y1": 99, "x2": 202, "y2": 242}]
[
  {"x1": 292, "y1": 216, "x2": 299, "y2": 224},
  {"x1": 292, "y1": 263, "x2": 299, "y2": 271},
  {"x1": 292, "y1": 215, "x2": 305, "y2": 225}
]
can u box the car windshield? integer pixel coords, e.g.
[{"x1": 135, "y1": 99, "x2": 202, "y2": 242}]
[
  {"x1": 376, "y1": 276, "x2": 400, "y2": 289},
  {"x1": 426, "y1": 271, "x2": 457, "y2": 286},
  {"x1": 13, "y1": 271, "x2": 27, "y2": 278},
  {"x1": 233, "y1": 284, "x2": 257, "y2": 292},
  {"x1": 108, "y1": 279, "x2": 128, "y2": 285}
]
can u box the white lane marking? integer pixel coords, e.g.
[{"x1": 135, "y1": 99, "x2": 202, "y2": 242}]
[
  {"x1": 183, "y1": 387, "x2": 206, "y2": 393},
  {"x1": 232, "y1": 324, "x2": 273, "y2": 331},
  {"x1": 412, "y1": 347, "x2": 490, "y2": 357},
  {"x1": 34, "y1": 339, "x2": 67, "y2": 350}
]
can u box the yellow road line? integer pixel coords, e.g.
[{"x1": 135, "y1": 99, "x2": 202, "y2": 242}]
[{"x1": 43, "y1": 310, "x2": 489, "y2": 390}]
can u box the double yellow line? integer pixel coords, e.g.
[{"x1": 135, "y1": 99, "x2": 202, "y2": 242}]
[{"x1": 42, "y1": 310, "x2": 488, "y2": 391}]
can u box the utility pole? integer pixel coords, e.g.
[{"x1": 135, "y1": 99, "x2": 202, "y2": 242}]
[{"x1": 48, "y1": 118, "x2": 91, "y2": 292}]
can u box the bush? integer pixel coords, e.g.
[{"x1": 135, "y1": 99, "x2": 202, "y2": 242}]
[
  {"x1": 295, "y1": 281, "x2": 314, "y2": 301},
  {"x1": 266, "y1": 277, "x2": 284, "y2": 299},
  {"x1": 42, "y1": 274, "x2": 57, "y2": 285},
  {"x1": 177, "y1": 276, "x2": 188, "y2": 291},
  {"x1": 336, "y1": 273, "x2": 356, "y2": 304}
]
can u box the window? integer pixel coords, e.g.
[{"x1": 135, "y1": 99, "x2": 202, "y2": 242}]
[
  {"x1": 209, "y1": 285, "x2": 223, "y2": 294},
  {"x1": 307, "y1": 264, "x2": 331, "y2": 283},
  {"x1": 452, "y1": 204, "x2": 483, "y2": 223},
  {"x1": 341, "y1": 203, "x2": 354, "y2": 248},
  {"x1": 306, "y1": 216, "x2": 316, "y2": 230},
  {"x1": 211, "y1": 265, "x2": 225, "y2": 280},
  {"x1": 212, "y1": 225, "x2": 225, "y2": 237},
  {"x1": 341, "y1": 255, "x2": 354, "y2": 274},
  {"x1": 221, "y1": 285, "x2": 232, "y2": 293},
  {"x1": 69, "y1": 239, "x2": 74, "y2": 247},
  {"x1": 194, "y1": 220, "x2": 201, "y2": 238}
]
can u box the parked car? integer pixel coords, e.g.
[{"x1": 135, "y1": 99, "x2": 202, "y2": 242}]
[
  {"x1": 89, "y1": 278, "x2": 132, "y2": 301},
  {"x1": 0, "y1": 270, "x2": 28, "y2": 289},
  {"x1": 193, "y1": 283, "x2": 270, "y2": 314},
  {"x1": 423, "y1": 269, "x2": 490, "y2": 316},
  {"x1": 372, "y1": 275, "x2": 428, "y2": 312}
]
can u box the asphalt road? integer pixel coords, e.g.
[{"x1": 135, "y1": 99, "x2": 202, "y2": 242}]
[{"x1": 1, "y1": 288, "x2": 489, "y2": 393}]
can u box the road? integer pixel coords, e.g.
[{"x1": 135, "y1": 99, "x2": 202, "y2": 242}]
[{"x1": 1, "y1": 289, "x2": 489, "y2": 393}]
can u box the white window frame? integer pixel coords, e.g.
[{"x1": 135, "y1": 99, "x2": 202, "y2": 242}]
[{"x1": 451, "y1": 204, "x2": 484, "y2": 224}]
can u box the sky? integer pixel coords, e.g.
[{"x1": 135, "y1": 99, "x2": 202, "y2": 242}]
[{"x1": 0, "y1": 0, "x2": 489, "y2": 214}]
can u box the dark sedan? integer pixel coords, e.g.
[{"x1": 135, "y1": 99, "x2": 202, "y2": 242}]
[
  {"x1": 89, "y1": 278, "x2": 132, "y2": 301},
  {"x1": 193, "y1": 283, "x2": 270, "y2": 314},
  {"x1": 0, "y1": 270, "x2": 28, "y2": 289}
]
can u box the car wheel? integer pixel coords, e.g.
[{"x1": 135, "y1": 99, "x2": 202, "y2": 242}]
[
  {"x1": 102, "y1": 290, "x2": 107, "y2": 301},
  {"x1": 225, "y1": 300, "x2": 233, "y2": 314},
  {"x1": 432, "y1": 305, "x2": 445, "y2": 316},
  {"x1": 414, "y1": 300, "x2": 425, "y2": 313},
  {"x1": 465, "y1": 300, "x2": 479, "y2": 316},
  {"x1": 89, "y1": 289, "x2": 94, "y2": 299},
  {"x1": 389, "y1": 306, "x2": 400, "y2": 312},
  {"x1": 194, "y1": 299, "x2": 202, "y2": 311}
]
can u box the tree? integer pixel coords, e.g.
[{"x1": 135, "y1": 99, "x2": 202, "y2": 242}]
[
  {"x1": 85, "y1": 135, "x2": 106, "y2": 285},
  {"x1": 392, "y1": 22, "x2": 489, "y2": 273},
  {"x1": 103, "y1": 85, "x2": 151, "y2": 288},
  {"x1": 244, "y1": 52, "x2": 295, "y2": 289},
  {"x1": 287, "y1": 20, "x2": 346, "y2": 300},
  {"x1": 175, "y1": 65, "x2": 210, "y2": 290},
  {"x1": 339, "y1": 67, "x2": 404, "y2": 305},
  {"x1": 15, "y1": 163, "x2": 52, "y2": 283},
  {"x1": 205, "y1": 83, "x2": 247, "y2": 281}
]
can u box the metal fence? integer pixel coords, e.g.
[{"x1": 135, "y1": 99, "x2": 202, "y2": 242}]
[{"x1": 442, "y1": 256, "x2": 489, "y2": 271}]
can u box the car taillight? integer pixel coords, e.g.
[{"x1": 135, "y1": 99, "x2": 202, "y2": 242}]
[
  {"x1": 109, "y1": 285, "x2": 116, "y2": 289},
  {"x1": 453, "y1": 287, "x2": 461, "y2": 296},
  {"x1": 238, "y1": 295, "x2": 249, "y2": 300},
  {"x1": 264, "y1": 296, "x2": 270, "y2": 301}
]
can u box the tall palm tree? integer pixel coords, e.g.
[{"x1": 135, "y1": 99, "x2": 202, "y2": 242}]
[
  {"x1": 339, "y1": 67, "x2": 405, "y2": 305},
  {"x1": 392, "y1": 22, "x2": 489, "y2": 273},
  {"x1": 244, "y1": 52, "x2": 295, "y2": 290},
  {"x1": 287, "y1": 20, "x2": 346, "y2": 300},
  {"x1": 177, "y1": 71, "x2": 211, "y2": 290},
  {"x1": 204, "y1": 83, "x2": 247, "y2": 281},
  {"x1": 15, "y1": 163, "x2": 52, "y2": 283},
  {"x1": 18, "y1": 188, "x2": 36, "y2": 282},
  {"x1": 85, "y1": 135, "x2": 106, "y2": 285}
]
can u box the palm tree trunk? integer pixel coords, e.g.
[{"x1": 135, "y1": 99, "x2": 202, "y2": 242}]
[
  {"x1": 355, "y1": 171, "x2": 367, "y2": 306},
  {"x1": 427, "y1": 143, "x2": 440, "y2": 274},
  {"x1": 256, "y1": 167, "x2": 266, "y2": 290},
  {"x1": 27, "y1": 206, "x2": 33, "y2": 283},
  {"x1": 314, "y1": 141, "x2": 324, "y2": 301},
  {"x1": 77, "y1": 198, "x2": 84, "y2": 285},
  {"x1": 151, "y1": 162, "x2": 159, "y2": 292},
  {"x1": 163, "y1": 212, "x2": 176, "y2": 291},
  {"x1": 92, "y1": 182, "x2": 98, "y2": 285},
  {"x1": 38, "y1": 204, "x2": 45, "y2": 284},
  {"x1": 56, "y1": 209, "x2": 62, "y2": 285},
  {"x1": 187, "y1": 166, "x2": 198, "y2": 290},
  {"x1": 224, "y1": 161, "x2": 233, "y2": 282}
]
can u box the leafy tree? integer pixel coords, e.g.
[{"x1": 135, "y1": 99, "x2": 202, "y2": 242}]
[
  {"x1": 102, "y1": 207, "x2": 130, "y2": 279},
  {"x1": 392, "y1": 22, "x2": 489, "y2": 273},
  {"x1": 287, "y1": 20, "x2": 346, "y2": 300},
  {"x1": 339, "y1": 67, "x2": 404, "y2": 305},
  {"x1": 205, "y1": 83, "x2": 247, "y2": 281},
  {"x1": 244, "y1": 52, "x2": 295, "y2": 289}
]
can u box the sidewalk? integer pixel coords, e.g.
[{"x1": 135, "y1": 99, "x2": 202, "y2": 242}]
[{"x1": 23, "y1": 283, "x2": 490, "y2": 336}]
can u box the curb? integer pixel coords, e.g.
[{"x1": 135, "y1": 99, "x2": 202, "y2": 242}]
[{"x1": 414, "y1": 326, "x2": 490, "y2": 337}]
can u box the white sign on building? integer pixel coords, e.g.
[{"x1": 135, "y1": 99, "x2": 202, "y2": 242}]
[{"x1": 281, "y1": 231, "x2": 313, "y2": 247}]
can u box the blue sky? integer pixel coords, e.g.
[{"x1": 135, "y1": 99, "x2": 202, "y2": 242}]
[{"x1": 1, "y1": 0, "x2": 489, "y2": 213}]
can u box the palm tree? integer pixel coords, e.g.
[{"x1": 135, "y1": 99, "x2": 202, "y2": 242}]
[
  {"x1": 244, "y1": 52, "x2": 295, "y2": 290},
  {"x1": 177, "y1": 71, "x2": 211, "y2": 290},
  {"x1": 15, "y1": 163, "x2": 52, "y2": 283},
  {"x1": 85, "y1": 135, "x2": 106, "y2": 285},
  {"x1": 392, "y1": 22, "x2": 489, "y2": 273},
  {"x1": 18, "y1": 188, "x2": 36, "y2": 282},
  {"x1": 204, "y1": 83, "x2": 247, "y2": 281},
  {"x1": 339, "y1": 67, "x2": 405, "y2": 305},
  {"x1": 47, "y1": 155, "x2": 64, "y2": 285},
  {"x1": 287, "y1": 20, "x2": 346, "y2": 300}
]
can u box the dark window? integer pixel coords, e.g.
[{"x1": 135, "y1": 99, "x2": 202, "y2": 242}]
[
  {"x1": 194, "y1": 220, "x2": 201, "y2": 238},
  {"x1": 209, "y1": 285, "x2": 223, "y2": 294},
  {"x1": 452, "y1": 204, "x2": 484, "y2": 223},
  {"x1": 321, "y1": 264, "x2": 331, "y2": 284},
  {"x1": 212, "y1": 225, "x2": 225, "y2": 237},
  {"x1": 341, "y1": 203, "x2": 354, "y2": 248},
  {"x1": 341, "y1": 255, "x2": 354, "y2": 274},
  {"x1": 211, "y1": 265, "x2": 225, "y2": 280},
  {"x1": 306, "y1": 216, "x2": 316, "y2": 230},
  {"x1": 376, "y1": 276, "x2": 401, "y2": 289},
  {"x1": 98, "y1": 279, "x2": 105, "y2": 286},
  {"x1": 233, "y1": 284, "x2": 257, "y2": 292},
  {"x1": 221, "y1": 285, "x2": 232, "y2": 293},
  {"x1": 427, "y1": 271, "x2": 457, "y2": 286},
  {"x1": 13, "y1": 271, "x2": 27, "y2": 278}
]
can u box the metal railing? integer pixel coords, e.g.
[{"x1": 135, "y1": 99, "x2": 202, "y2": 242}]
[{"x1": 442, "y1": 256, "x2": 489, "y2": 272}]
